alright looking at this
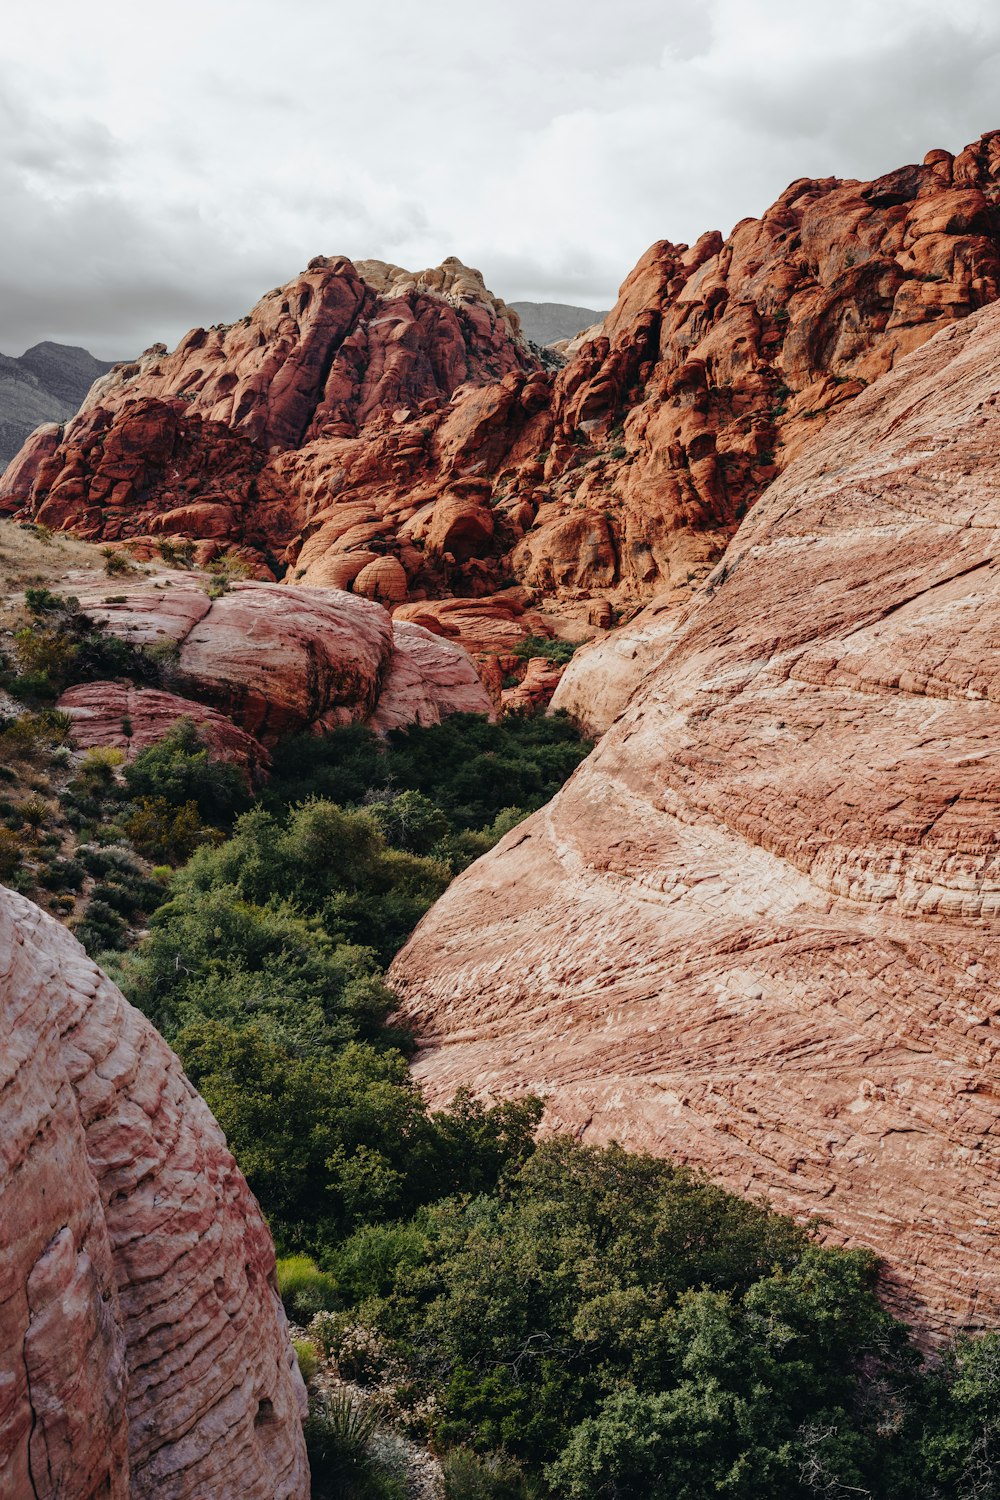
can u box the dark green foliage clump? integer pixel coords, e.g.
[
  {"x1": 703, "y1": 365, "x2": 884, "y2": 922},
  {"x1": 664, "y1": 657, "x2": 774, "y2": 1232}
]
[
  {"x1": 511, "y1": 636, "x2": 578, "y2": 667},
  {"x1": 317, "y1": 1139, "x2": 1000, "y2": 1499},
  {"x1": 304, "y1": 1392, "x2": 406, "y2": 1500},
  {"x1": 263, "y1": 713, "x2": 590, "y2": 852},
  {"x1": 123, "y1": 718, "x2": 250, "y2": 825},
  {"x1": 85, "y1": 707, "x2": 1000, "y2": 1499}
]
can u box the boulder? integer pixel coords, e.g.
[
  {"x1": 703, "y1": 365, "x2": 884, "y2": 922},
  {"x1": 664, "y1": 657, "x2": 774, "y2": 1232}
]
[
  {"x1": 370, "y1": 620, "x2": 495, "y2": 732},
  {"x1": 0, "y1": 886, "x2": 308, "y2": 1498},
  {"x1": 63, "y1": 575, "x2": 494, "y2": 744}
]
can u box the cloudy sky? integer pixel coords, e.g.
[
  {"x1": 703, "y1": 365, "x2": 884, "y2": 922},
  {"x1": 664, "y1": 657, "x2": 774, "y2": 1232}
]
[{"x1": 4, "y1": 0, "x2": 1000, "y2": 357}]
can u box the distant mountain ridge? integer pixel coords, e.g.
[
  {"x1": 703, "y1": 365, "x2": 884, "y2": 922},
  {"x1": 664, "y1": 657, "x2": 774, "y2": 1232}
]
[
  {"x1": 0, "y1": 341, "x2": 119, "y2": 469},
  {"x1": 509, "y1": 300, "x2": 608, "y2": 346}
]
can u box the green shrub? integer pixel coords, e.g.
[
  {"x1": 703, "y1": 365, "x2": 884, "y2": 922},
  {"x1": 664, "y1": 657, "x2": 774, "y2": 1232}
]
[
  {"x1": 24, "y1": 587, "x2": 63, "y2": 614},
  {"x1": 37, "y1": 856, "x2": 85, "y2": 891},
  {"x1": 124, "y1": 796, "x2": 221, "y2": 863},
  {"x1": 0, "y1": 827, "x2": 23, "y2": 880},
  {"x1": 304, "y1": 1392, "x2": 404, "y2": 1500},
  {"x1": 77, "y1": 745, "x2": 125, "y2": 789},
  {"x1": 123, "y1": 721, "x2": 249, "y2": 826},
  {"x1": 265, "y1": 714, "x2": 590, "y2": 838},
  {"x1": 74, "y1": 897, "x2": 128, "y2": 954},
  {"x1": 156, "y1": 537, "x2": 195, "y2": 568},
  {"x1": 20, "y1": 795, "x2": 51, "y2": 829},
  {"x1": 442, "y1": 1448, "x2": 527, "y2": 1500},
  {"x1": 5, "y1": 594, "x2": 164, "y2": 702},
  {"x1": 511, "y1": 636, "x2": 576, "y2": 666},
  {"x1": 102, "y1": 547, "x2": 137, "y2": 577},
  {"x1": 293, "y1": 1338, "x2": 320, "y2": 1386},
  {"x1": 276, "y1": 1255, "x2": 340, "y2": 1321}
]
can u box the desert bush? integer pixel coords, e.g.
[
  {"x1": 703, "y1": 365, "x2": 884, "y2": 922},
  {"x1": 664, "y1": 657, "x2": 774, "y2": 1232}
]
[
  {"x1": 20, "y1": 794, "x2": 52, "y2": 830},
  {"x1": 156, "y1": 537, "x2": 195, "y2": 568},
  {"x1": 208, "y1": 552, "x2": 253, "y2": 581},
  {"x1": 265, "y1": 714, "x2": 590, "y2": 837},
  {"x1": 37, "y1": 856, "x2": 85, "y2": 891},
  {"x1": 124, "y1": 796, "x2": 220, "y2": 863},
  {"x1": 5, "y1": 594, "x2": 163, "y2": 701},
  {"x1": 0, "y1": 827, "x2": 23, "y2": 880},
  {"x1": 102, "y1": 547, "x2": 137, "y2": 577},
  {"x1": 511, "y1": 635, "x2": 577, "y2": 666},
  {"x1": 74, "y1": 897, "x2": 128, "y2": 954},
  {"x1": 442, "y1": 1449, "x2": 528, "y2": 1500},
  {"x1": 123, "y1": 720, "x2": 249, "y2": 827},
  {"x1": 308, "y1": 1314, "x2": 390, "y2": 1384},
  {"x1": 304, "y1": 1392, "x2": 404, "y2": 1500},
  {"x1": 276, "y1": 1254, "x2": 340, "y2": 1321},
  {"x1": 77, "y1": 745, "x2": 126, "y2": 792}
]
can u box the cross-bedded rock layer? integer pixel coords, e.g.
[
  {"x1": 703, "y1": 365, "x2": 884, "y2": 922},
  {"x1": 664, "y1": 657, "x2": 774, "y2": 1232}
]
[
  {"x1": 391, "y1": 298, "x2": 1000, "y2": 1341},
  {"x1": 0, "y1": 887, "x2": 309, "y2": 1498}
]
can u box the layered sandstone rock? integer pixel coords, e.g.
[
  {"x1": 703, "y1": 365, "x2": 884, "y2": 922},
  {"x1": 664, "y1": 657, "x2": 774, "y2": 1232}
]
[
  {"x1": 61, "y1": 573, "x2": 492, "y2": 743},
  {"x1": 548, "y1": 593, "x2": 687, "y2": 735},
  {"x1": 57, "y1": 681, "x2": 271, "y2": 777},
  {"x1": 0, "y1": 886, "x2": 308, "y2": 1498},
  {"x1": 392, "y1": 298, "x2": 1000, "y2": 1339},
  {"x1": 8, "y1": 137, "x2": 1000, "y2": 684},
  {"x1": 370, "y1": 619, "x2": 495, "y2": 732}
]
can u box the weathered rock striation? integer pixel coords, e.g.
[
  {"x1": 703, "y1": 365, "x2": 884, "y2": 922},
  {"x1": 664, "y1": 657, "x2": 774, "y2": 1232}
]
[
  {"x1": 6, "y1": 138, "x2": 1000, "y2": 685},
  {"x1": 0, "y1": 886, "x2": 308, "y2": 1498},
  {"x1": 392, "y1": 297, "x2": 1000, "y2": 1340}
]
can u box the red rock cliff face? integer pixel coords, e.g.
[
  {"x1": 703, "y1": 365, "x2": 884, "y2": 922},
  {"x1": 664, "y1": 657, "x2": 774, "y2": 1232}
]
[
  {"x1": 6, "y1": 140, "x2": 1000, "y2": 662},
  {"x1": 390, "y1": 297, "x2": 1000, "y2": 1341},
  {"x1": 0, "y1": 887, "x2": 309, "y2": 1499}
]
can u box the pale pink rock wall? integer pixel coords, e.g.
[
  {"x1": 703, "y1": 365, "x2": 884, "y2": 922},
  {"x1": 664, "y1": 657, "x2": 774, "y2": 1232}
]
[{"x1": 0, "y1": 888, "x2": 308, "y2": 1499}]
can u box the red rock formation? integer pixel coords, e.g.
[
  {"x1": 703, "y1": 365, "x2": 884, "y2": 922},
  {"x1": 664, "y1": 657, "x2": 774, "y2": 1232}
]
[
  {"x1": 370, "y1": 620, "x2": 495, "y2": 732},
  {"x1": 9, "y1": 144, "x2": 1000, "y2": 634},
  {"x1": 63, "y1": 574, "x2": 492, "y2": 743},
  {"x1": 391, "y1": 298, "x2": 1000, "y2": 1340},
  {"x1": 57, "y1": 682, "x2": 271, "y2": 777},
  {"x1": 5, "y1": 137, "x2": 1000, "y2": 702},
  {"x1": 500, "y1": 656, "x2": 566, "y2": 715},
  {"x1": 0, "y1": 886, "x2": 308, "y2": 1498}
]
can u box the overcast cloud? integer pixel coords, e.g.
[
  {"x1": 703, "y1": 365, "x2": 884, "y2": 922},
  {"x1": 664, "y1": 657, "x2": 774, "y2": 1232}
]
[{"x1": 3, "y1": 0, "x2": 1000, "y2": 357}]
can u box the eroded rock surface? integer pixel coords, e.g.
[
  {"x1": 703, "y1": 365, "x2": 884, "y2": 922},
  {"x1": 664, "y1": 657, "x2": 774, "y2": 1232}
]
[
  {"x1": 8, "y1": 137, "x2": 1000, "y2": 689},
  {"x1": 392, "y1": 299, "x2": 1000, "y2": 1339},
  {"x1": 57, "y1": 681, "x2": 271, "y2": 777},
  {"x1": 0, "y1": 887, "x2": 308, "y2": 1498},
  {"x1": 60, "y1": 573, "x2": 492, "y2": 744}
]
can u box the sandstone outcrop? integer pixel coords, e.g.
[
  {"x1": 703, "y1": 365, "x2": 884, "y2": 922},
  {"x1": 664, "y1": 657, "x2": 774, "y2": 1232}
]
[
  {"x1": 392, "y1": 298, "x2": 1000, "y2": 1339},
  {"x1": 57, "y1": 681, "x2": 271, "y2": 777},
  {"x1": 548, "y1": 593, "x2": 685, "y2": 736},
  {"x1": 0, "y1": 886, "x2": 308, "y2": 1498},
  {"x1": 64, "y1": 573, "x2": 492, "y2": 743},
  {"x1": 370, "y1": 619, "x2": 495, "y2": 732},
  {"x1": 7, "y1": 140, "x2": 1000, "y2": 676}
]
